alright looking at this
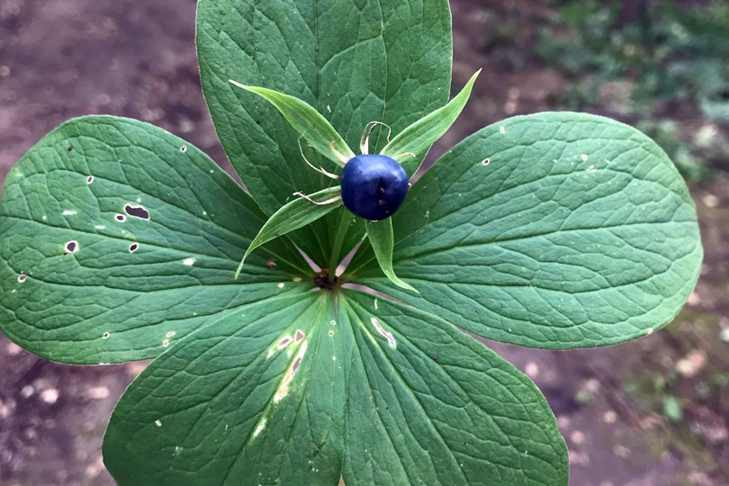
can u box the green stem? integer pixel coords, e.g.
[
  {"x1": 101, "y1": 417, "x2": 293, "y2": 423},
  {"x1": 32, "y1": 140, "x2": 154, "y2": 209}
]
[{"x1": 328, "y1": 209, "x2": 352, "y2": 271}]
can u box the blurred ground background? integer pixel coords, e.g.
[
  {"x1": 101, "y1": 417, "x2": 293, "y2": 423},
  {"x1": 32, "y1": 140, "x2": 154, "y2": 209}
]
[{"x1": 0, "y1": 0, "x2": 727, "y2": 485}]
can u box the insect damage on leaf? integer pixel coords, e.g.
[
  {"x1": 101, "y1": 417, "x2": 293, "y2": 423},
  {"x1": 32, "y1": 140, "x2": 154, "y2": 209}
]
[{"x1": 123, "y1": 203, "x2": 151, "y2": 221}]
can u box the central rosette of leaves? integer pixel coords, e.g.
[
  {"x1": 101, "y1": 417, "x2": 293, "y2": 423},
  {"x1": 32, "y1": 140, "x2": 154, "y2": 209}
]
[{"x1": 229, "y1": 71, "x2": 481, "y2": 289}]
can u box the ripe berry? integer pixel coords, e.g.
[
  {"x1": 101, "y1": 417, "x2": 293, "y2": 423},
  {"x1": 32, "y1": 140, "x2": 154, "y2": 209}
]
[{"x1": 341, "y1": 154, "x2": 409, "y2": 221}]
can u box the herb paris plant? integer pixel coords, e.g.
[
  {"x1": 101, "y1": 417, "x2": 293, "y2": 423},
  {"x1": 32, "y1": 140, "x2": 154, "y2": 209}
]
[{"x1": 0, "y1": 2, "x2": 702, "y2": 486}]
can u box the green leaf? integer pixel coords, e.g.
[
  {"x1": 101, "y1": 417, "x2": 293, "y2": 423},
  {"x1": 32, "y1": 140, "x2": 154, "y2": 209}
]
[
  {"x1": 0, "y1": 116, "x2": 307, "y2": 364},
  {"x1": 197, "y1": 0, "x2": 453, "y2": 215},
  {"x1": 365, "y1": 218, "x2": 415, "y2": 292},
  {"x1": 103, "y1": 291, "x2": 345, "y2": 486},
  {"x1": 381, "y1": 69, "x2": 481, "y2": 174},
  {"x1": 355, "y1": 112, "x2": 703, "y2": 349},
  {"x1": 229, "y1": 82, "x2": 354, "y2": 167},
  {"x1": 341, "y1": 294, "x2": 568, "y2": 486},
  {"x1": 236, "y1": 187, "x2": 342, "y2": 279},
  {"x1": 102, "y1": 288, "x2": 567, "y2": 486}
]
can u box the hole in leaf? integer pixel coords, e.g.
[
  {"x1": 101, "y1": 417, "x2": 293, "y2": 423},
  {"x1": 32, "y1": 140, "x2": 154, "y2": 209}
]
[
  {"x1": 124, "y1": 203, "x2": 150, "y2": 221},
  {"x1": 64, "y1": 240, "x2": 79, "y2": 254},
  {"x1": 17, "y1": 272, "x2": 28, "y2": 284},
  {"x1": 115, "y1": 214, "x2": 127, "y2": 222},
  {"x1": 87, "y1": 175, "x2": 94, "y2": 184},
  {"x1": 481, "y1": 158, "x2": 491, "y2": 166},
  {"x1": 129, "y1": 242, "x2": 139, "y2": 253},
  {"x1": 180, "y1": 144, "x2": 188, "y2": 153}
]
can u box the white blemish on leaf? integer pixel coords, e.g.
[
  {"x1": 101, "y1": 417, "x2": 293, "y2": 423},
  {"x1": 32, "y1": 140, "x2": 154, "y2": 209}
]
[
  {"x1": 373, "y1": 299, "x2": 379, "y2": 311},
  {"x1": 424, "y1": 210, "x2": 430, "y2": 219},
  {"x1": 162, "y1": 338, "x2": 171, "y2": 348},
  {"x1": 268, "y1": 335, "x2": 293, "y2": 359},
  {"x1": 370, "y1": 317, "x2": 397, "y2": 350},
  {"x1": 481, "y1": 158, "x2": 491, "y2": 166},
  {"x1": 94, "y1": 225, "x2": 106, "y2": 230},
  {"x1": 62, "y1": 209, "x2": 77, "y2": 216},
  {"x1": 499, "y1": 126, "x2": 507, "y2": 135},
  {"x1": 17, "y1": 272, "x2": 28, "y2": 284},
  {"x1": 182, "y1": 257, "x2": 196, "y2": 267},
  {"x1": 42, "y1": 215, "x2": 47, "y2": 221},
  {"x1": 328, "y1": 329, "x2": 335, "y2": 337},
  {"x1": 154, "y1": 419, "x2": 162, "y2": 427},
  {"x1": 294, "y1": 329, "x2": 305, "y2": 343},
  {"x1": 252, "y1": 417, "x2": 267, "y2": 439},
  {"x1": 580, "y1": 153, "x2": 589, "y2": 162},
  {"x1": 102, "y1": 331, "x2": 111, "y2": 340},
  {"x1": 180, "y1": 144, "x2": 188, "y2": 153},
  {"x1": 173, "y1": 446, "x2": 183, "y2": 456},
  {"x1": 273, "y1": 339, "x2": 308, "y2": 404},
  {"x1": 292, "y1": 276, "x2": 302, "y2": 282},
  {"x1": 277, "y1": 282, "x2": 285, "y2": 289},
  {"x1": 165, "y1": 331, "x2": 177, "y2": 339}
]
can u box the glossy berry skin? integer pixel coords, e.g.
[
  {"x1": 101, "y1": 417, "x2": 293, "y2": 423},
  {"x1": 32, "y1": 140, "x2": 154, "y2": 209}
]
[{"x1": 341, "y1": 154, "x2": 409, "y2": 221}]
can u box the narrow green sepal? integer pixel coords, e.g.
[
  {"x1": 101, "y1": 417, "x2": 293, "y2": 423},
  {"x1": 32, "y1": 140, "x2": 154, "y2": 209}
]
[
  {"x1": 229, "y1": 81, "x2": 355, "y2": 166},
  {"x1": 236, "y1": 187, "x2": 343, "y2": 279},
  {"x1": 381, "y1": 69, "x2": 482, "y2": 174},
  {"x1": 365, "y1": 218, "x2": 417, "y2": 292}
]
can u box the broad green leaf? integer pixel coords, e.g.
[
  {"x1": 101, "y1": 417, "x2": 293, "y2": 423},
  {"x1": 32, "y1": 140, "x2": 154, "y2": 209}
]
[
  {"x1": 353, "y1": 112, "x2": 703, "y2": 349},
  {"x1": 236, "y1": 187, "x2": 343, "y2": 278},
  {"x1": 103, "y1": 286, "x2": 567, "y2": 486},
  {"x1": 103, "y1": 291, "x2": 346, "y2": 486},
  {"x1": 366, "y1": 218, "x2": 415, "y2": 292},
  {"x1": 0, "y1": 116, "x2": 307, "y2": 364},
  {"x1": 381, "y1": 69, "x2": 481, "y2": 174},
  {"x1": 197, "y1": 0, "x2": 453, "y2": 215},
  {"x1": 229, "y1": 82, "x2": 354, "y2": 166},
  {"x1": 341, "y1": 294, "x2": 568, "y2": 486}
]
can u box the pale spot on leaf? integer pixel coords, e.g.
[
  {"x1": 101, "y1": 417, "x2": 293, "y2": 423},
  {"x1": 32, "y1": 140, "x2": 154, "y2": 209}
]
[
  {"x1": 252, "y1": 418, "x2": 267, "y2": 439},
  {"x1": 182, "y1": 258, "x2": 196, "y2": 267},
  {"x1": 370, "y1": 317, "x2": 397, "y2": 350}
]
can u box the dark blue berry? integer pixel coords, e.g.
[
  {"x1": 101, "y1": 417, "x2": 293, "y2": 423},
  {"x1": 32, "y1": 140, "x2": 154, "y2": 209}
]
[{"x1": 340, "y1": 154, "x2": 409, "y2": 221}]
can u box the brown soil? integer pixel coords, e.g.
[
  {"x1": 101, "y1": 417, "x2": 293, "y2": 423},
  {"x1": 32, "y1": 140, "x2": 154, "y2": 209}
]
[{"x1": 1, "y1": 1, "x2": 727, "y2": 485}]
